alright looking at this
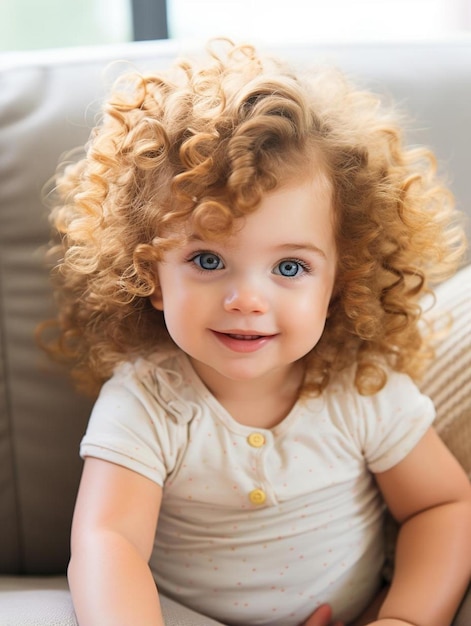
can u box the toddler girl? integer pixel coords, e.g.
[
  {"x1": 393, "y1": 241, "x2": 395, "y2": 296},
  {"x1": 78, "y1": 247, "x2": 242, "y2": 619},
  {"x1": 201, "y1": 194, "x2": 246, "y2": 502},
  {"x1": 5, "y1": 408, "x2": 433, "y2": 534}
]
[{"x1": 44, "y1": 40, "x2": 471, "y2": 626}]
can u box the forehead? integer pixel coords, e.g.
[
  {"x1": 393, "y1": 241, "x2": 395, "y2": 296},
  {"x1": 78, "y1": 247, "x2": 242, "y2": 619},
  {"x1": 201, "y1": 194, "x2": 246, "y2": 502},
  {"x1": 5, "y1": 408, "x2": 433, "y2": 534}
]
[
  {"x1": 177, "y1": 172, "x2": 336, "y2": 257},
  {"x1": 237, "y1": 173, "x2": 334, "y2": 245},
  {"x1": 161, "y1": 169, "x2": 334, "y2": 245}
]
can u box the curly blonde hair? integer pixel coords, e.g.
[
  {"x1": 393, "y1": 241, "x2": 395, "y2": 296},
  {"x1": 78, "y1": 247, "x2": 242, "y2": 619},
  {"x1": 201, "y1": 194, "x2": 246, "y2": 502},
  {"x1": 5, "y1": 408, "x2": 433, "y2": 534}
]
[{"x1": 43, "y1": 40, "x2": 465, "y2": 397}]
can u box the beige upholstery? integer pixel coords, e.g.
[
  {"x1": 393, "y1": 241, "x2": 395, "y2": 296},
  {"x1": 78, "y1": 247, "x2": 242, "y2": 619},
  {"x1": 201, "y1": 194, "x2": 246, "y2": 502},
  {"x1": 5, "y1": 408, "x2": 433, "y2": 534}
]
[
  {"x1": 1, "y1": 38, "x2": 470, "y2": 625},
  {"x1": 0, "y1": 577, "x2": 223, "y2": 626},
  {"x1": 421, "y1": 266, "x2": 471, "y2": 480}
]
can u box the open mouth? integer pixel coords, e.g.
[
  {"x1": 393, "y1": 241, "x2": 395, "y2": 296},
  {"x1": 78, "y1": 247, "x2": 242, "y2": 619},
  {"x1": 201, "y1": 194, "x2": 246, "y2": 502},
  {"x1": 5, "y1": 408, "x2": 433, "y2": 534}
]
[
  {"x1": 225, "y1": 333, "x2": 265, "y2": 341},
  {"x1": 212, "y1": 330, "x2": 274, "y2": 353}
]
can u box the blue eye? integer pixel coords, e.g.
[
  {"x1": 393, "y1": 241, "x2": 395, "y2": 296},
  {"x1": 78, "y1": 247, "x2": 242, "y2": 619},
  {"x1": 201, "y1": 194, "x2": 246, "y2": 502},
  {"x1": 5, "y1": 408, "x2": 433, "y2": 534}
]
[
  {"x1": 192, "y1": 252, "x2": 224, "y2": 271},
  {"x1": 274, "y1": 260, "x2": 306, "y2": 277}
]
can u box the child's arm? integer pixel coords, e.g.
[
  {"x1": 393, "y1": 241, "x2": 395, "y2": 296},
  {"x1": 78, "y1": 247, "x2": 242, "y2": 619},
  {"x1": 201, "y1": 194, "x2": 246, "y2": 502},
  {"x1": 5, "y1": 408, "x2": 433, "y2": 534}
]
[
  {"x1": 68, "y1": 457, "x2": 164, "y2": 626},
  {"x1": 369, "y1": 427, "x2": 471, "y2": 626}
]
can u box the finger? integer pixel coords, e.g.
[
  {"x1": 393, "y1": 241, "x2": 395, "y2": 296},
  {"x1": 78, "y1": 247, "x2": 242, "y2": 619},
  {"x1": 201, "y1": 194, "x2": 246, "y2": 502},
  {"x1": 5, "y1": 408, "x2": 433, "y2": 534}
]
[{"x1": 302, "y1": 603, "x2": 333, "y2": 626}]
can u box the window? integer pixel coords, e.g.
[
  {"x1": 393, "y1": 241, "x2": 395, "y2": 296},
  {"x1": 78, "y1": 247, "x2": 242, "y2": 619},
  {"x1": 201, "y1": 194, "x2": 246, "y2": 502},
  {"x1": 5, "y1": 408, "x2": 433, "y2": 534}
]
[
  {"x1": 0, "y1": 0, "x2": 132, "y2": 51},
  {"x1": 167, "y1": 0, "x2": 471, "y2": 43},
  {"x1": 1, "y1": 0, "x2": 470, "y2": 52}
]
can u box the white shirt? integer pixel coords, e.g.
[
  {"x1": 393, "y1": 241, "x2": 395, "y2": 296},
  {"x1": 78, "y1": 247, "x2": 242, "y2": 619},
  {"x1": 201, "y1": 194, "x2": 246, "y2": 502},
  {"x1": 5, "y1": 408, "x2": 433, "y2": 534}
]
[{"x1": 81, "y1": 350, "x2": 435, "y2": 625}]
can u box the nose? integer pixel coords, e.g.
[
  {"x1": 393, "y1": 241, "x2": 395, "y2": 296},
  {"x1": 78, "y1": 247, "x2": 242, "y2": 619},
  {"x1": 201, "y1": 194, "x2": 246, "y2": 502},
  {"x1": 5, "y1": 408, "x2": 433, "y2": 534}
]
[{"x1": 223, "y1": 278, "x2": 269, "y2": 315}]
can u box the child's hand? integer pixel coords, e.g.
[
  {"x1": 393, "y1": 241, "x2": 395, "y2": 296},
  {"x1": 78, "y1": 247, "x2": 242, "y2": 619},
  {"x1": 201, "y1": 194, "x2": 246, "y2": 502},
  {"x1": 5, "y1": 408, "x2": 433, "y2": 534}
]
[{"x1": 301, "y1": 603, "x2": 344, "y2": 626}]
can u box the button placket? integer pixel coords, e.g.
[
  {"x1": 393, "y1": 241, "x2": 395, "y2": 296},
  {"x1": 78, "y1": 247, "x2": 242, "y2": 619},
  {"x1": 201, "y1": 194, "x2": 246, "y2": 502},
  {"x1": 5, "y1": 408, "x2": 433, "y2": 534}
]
[{"x1": 246, "y1": 431, "x2": 269, "y2": 505}]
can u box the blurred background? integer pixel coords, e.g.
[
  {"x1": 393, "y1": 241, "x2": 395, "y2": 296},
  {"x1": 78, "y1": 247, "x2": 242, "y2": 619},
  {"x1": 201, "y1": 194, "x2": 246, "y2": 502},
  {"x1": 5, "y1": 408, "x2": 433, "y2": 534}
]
[{"x1": 1, "y1": 0, "x2": 471, "y2": 52}]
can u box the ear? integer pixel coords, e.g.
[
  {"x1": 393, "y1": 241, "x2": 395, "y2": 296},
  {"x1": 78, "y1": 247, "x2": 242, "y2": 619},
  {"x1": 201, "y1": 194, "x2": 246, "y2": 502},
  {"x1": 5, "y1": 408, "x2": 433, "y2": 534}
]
[{"x1": 149, "y1": 285, "x2": 164, "y2": 311}]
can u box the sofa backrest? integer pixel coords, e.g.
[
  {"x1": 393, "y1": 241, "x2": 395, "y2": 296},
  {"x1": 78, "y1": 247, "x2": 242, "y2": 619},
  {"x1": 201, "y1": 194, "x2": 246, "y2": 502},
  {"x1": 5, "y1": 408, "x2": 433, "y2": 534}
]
[{"x1": 0, "y1": 38, "x2": 470, "y2": 575}]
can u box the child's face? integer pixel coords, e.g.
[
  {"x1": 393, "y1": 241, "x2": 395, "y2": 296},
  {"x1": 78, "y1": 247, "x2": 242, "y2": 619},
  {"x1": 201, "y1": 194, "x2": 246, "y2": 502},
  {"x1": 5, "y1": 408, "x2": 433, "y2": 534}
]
[{"x1": 151, "y1": 173, "x2": 337, "y2": 388}]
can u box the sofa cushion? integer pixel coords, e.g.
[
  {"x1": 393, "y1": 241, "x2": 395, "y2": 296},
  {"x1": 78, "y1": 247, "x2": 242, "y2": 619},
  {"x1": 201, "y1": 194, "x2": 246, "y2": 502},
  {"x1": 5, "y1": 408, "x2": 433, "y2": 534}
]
[
  {"x1": 420, "y1": 263, "x2": 471, "y2": 478},
  {"x1": 0, "y1": 577, "x2": 225, "y2": 626},
  {"x1": 0, "y1": 41, "x2": 180, "y2": 576},
  {"x1": 0, "y1": 61, "x2": 96, "y2": 574},
  {"x1": 383, "y1": 261, "x2": 471, "y2": 582}
]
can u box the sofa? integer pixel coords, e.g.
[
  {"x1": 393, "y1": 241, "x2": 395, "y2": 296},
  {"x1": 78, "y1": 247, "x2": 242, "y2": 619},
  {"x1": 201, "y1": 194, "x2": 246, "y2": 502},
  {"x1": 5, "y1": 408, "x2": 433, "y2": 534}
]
[{"x1": 0, "y1": 38, "x2": 470, "y2": 625}]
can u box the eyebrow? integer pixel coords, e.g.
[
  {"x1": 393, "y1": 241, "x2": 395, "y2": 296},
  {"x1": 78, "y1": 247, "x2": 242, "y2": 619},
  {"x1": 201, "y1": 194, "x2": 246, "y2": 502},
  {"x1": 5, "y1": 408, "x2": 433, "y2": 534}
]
[
  {"x1": 277, "y1": 242, "x2": 327, "y2": 259},
  {"x1": 186, "y1": 235, "x2": 327, "y2": 260}
]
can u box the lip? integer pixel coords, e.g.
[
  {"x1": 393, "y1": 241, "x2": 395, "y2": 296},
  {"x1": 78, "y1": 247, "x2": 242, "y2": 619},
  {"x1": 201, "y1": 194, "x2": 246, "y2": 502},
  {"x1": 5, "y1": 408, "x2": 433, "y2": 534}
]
[{"x1": 211, "y1": 330, "x2": 276, "y2": 353}]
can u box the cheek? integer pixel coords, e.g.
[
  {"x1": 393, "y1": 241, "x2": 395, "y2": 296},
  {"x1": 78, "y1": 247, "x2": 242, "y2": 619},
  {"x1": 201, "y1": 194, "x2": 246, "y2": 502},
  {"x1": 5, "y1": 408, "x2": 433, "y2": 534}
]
[
  {"x1": 156, "y1": 269, "x2": 189, "y2": 309},
  {"x1": 161, "y1": 304, "x2": 191, "y2": 349},
  {"x1": 160, "y1": 284, "x2": 202, "y2": 335},
  {"x1": 281, "y1": 285, "x2": 332, "y2": 339},
  {"x1": 293, "y1": 283, "x2": 332, "y2": 315}
]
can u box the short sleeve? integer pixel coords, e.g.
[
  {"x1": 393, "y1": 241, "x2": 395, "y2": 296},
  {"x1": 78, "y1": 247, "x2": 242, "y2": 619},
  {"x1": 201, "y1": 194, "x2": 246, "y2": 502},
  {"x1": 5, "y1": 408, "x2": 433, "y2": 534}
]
[
  {"x1": 80, "y1": 358, "x2": 196, "y2": 486},
  {"x1": 355, "y1": 372, "x2": 436, "y2": 474}
]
